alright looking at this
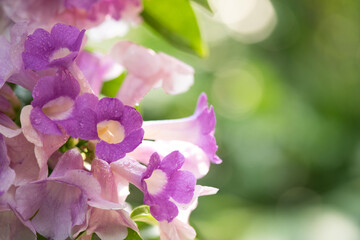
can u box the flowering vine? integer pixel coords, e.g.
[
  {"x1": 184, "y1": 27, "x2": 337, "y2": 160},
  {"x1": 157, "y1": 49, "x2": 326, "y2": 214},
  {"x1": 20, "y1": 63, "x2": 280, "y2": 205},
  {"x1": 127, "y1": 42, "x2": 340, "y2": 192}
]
[{"x1": 0, "y1": 1, "x2": 220, "y2": 240}]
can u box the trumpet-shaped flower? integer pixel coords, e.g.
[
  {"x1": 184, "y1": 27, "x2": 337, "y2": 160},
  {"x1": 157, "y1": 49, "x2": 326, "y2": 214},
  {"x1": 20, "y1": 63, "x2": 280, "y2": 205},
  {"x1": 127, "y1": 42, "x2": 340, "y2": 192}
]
[
  {"x1": 159, "y1": 186, "x2": 218, "y2": 240},
  {"x1": 110, "y1": 41, "x2": 194, "y2": 106},
  {"x1": 73, "y1": 94, "x2": 144, "y2": 162},
  {"x1": 0, "y1": 112, "x2": 47, "y2": 188},
  {"x1": 141, "y1": 152, "x2": 196, "y2": 222},
  {"x1": 79, "y1": 158, "x2": 138, "y2": 240},
  {"x1": 75, "y1": 51, "x2": 116, "y2": 96},
  {"x1": 0, "y1": 23, "x2": 39, "y2": 90},
  {"x1": 127, "y1": 140, "x2": 211, "y2": 179},
  {"x1": 22, "y1": 23, "x2": 85, "y2": 71},
  {"x1": 2, "y1": 0, "x2": 142, "y2": 30},
  {"x1": 111, "y1": 151, "x2": 196, "y2": 222},
  {"x1": 30, "y1": 72, "x2": 80, "y2": 135},
  {"x1": 15, "y1": 150, "x2": 106, "y2": 240},
  {"x1": 143, "y1": 93, "x2": 222, "y2": 164},
  {"x1": 20, "y1": 105, "x2": 69, "y2": 178}
]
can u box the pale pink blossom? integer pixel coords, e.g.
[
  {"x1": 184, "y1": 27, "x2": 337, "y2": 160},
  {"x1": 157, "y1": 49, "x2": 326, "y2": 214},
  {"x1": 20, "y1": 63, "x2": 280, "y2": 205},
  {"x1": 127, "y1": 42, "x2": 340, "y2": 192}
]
[
  {"x1": 2, "y1": 0, "x2": 142, "y2": 31},
  {"x1": 142, "y1": 93, "x2": 222, "y2": 165},
  {"x1": 159, "y1": 186, "x2": 218, "y2": 240},
  {"x1": 76, "y1": 158, "x2": 138, "y2": 239},
  {"x1": 110, "y1": 41, "x2": 194, "y2": 106},
  {"x1": 20, "y1": 105, "x2": 68, "y2": 178},
  {"x1": 128, "y1": 140, "x2": 211, "y2": 179}
]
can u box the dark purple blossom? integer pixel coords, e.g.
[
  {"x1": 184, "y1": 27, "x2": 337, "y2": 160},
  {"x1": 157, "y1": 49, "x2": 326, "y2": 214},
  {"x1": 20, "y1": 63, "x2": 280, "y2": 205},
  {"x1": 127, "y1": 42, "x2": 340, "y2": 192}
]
[
  {"x1": 22, "y1": 23, "x2": 85, "y2": 71},
  {"x1": 74, "y1": 94, "x2": 144, "y2": 163},
  {"x1": 30, "y1": 72, "x2": 80, "y2": 135},
  {"x1": 141, "y1": 151, "x2": 196, "y2": 222}
]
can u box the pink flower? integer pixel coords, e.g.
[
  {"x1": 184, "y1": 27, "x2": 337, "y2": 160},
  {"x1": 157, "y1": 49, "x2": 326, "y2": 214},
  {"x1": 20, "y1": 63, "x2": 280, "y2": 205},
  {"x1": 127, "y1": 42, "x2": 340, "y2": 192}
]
[
  {"x1": 142, "y1": 93, "x2": 222, "y2": 165},
  {"x1": 78, "y1": 158, "x2": 138, "y2": 240},
  {"x1": 111, "y1": 152, "x2": 197, "y2": 223},
  {"x1": 0, "y1": 112, "x2": 46, "y2": 187},
  {"x1": 14, "y1": 149, "x2": 123, "y2": 240},
  {"x1": 159, "y1": 186, "x2": 218, "y2": 240},
  {"x1": 128, "y1": 140, "x2": 211, "y2": 179},
  {"x1": 110, "y1": 41, "x2": 194, "y2": 106},
  {"x1": 75, "y1": 51, "x2": 117, "y2": 96},
  {"x1": 2, "y1": 0, "x2": 142, "y2": 31},
  {"x1": 20, "y1": 105, "x2": 69, "y2": 177},
  {"x1": 0, "y1": 23, "x2": 40, "y2": 91},
  {"x1": 0, "y1": 205, "x2": 36, "y2": 240},
  {"x1": 111, "y1": 155, "x2": 218, "y2": 239}
]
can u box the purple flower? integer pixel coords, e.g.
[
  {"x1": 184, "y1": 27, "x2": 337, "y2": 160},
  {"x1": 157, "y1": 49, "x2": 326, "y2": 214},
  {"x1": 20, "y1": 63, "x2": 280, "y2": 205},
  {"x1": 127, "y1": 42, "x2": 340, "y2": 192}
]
[
  {"x1": 143, "y1": 93, "x2": 222, "y2": 164},
  {"x1": 74, "y1": 94, "x2": 144, "y2": 163},
  {"x1": 0, "y1": 23, "x2": 40, "y2": 91},
  {"x1": 15, "y1": 150, "x2": 100, "y2": 240},
  {"x1": 2, "y1": 0, "x2": 142, "y2": 30},
  {"x1": 128, "y1": 140, "x2": 211, "y2": 179},
  {"x1": 0, "y1": 135, "x2": 15, "y2": 197},
  {"x1": 30, "y1": 72, "x2": 80, "y2": 135},
  {"x1": 0, "y1": 207, "x2": 36, "y2": 240},
  {"x1": 159, "y1": 185, "x2": 218, "y2": 240},
  {"x1": 75, "y1": 51, "x2": 116, "y2": 96},
  {"x1": 78, "y1": 158, "x2": 138, "y2": 239},
  {"x1": 20, "y1": 105, "x2": 69, "y2": 178},
  {"x1": 22, "y1": 23, "x2": 85, "y2": 71},
  {"x1": 64, "y1": 0, "x2": 99, "y2": 11},
  {"x1": 111, "y1": 153, "x2": 196, "y2": 223},
  {"x1": 141, "y1": 151, "x2": 196, "y2": 222}
]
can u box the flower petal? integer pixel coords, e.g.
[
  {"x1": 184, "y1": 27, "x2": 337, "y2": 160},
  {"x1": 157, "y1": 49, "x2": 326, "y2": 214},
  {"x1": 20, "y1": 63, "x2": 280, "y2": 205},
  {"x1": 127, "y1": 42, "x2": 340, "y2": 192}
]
[
  {"x1": 168, "y1": 171, "x2": 195, "y2": 204},
  {"x1": 0, "y1": 136, "x2": 15, "y2": 196},
  {"x1": 95, "y1": 97, "x2": 124, "y2": 122},
  {"x1": 22, "y1": 28, "x2": 53, "y2": 71},
  {"x1": 50, "y1": 23, "x2": 85, "y2": 51},
  {"x1": 150, "y1": 200, "x2": 178, "y2": 222},
  {"x1": 160, "y1": 151, "x2": 184, "y2": 175},
  {"x1": 50, "y1": 149, "x2": 84, "y2": 178},
  {"x1": 86, "y1": 208, "x2": 138, "y2": 240},
  {"x1": 30, "y1": 107, "x2": 62, "y2": 135}
]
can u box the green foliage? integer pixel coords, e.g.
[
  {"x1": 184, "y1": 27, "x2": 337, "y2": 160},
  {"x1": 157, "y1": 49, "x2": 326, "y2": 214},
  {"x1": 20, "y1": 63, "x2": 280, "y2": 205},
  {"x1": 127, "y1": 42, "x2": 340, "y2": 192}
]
[
  {"x1": 91, "y1": 233, "x2": 101, "y2": 240},
  {"x1": 130, "y1": 205, "x2": 158, "y2": 225},
  {"x1": 100, "y1": 71, "x2": 127, "y2": 98},
  {"x1": 141, "y1": 0, "x2": 208, "y2": 57},
  {"x1": 125, "y1": 228, "x2": 143, "y2": 240},
  {"x1": 74, "y1": 231, "x2": 86, "y2": 240},
  {"x1": 36, "y1": 233, "x2": 47, "y2": 240},
  {"x1": 191, "y1": 0, "x2": 212, "y2": 12}
]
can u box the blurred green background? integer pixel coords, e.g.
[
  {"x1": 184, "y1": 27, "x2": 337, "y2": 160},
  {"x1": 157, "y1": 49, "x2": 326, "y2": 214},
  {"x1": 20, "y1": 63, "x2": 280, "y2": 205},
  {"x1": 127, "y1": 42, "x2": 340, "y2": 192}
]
[{"x1": 92, "y1": 0, "x2": 360, "y2": 239}]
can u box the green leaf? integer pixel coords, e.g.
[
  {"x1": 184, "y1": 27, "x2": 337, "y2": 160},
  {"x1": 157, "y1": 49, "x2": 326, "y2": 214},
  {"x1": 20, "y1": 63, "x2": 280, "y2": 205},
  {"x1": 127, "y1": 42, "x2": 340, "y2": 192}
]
[
  {"x1": 91, "y1": 233, "x2": 101, "y2": 240},
  {"x1": 130, "y1": 205, "x2": 158, "y2": 225},
  {"x1": 36, "y1": 233, "x2": 47, "y2": 240},
  {"x1": 125, "y1": 228, "x2": 143, "y2": 240},
  {"x1": 75, "y1": 231, "x2": 87, "y2": 240},
  {"x1": 100, "y1": 71, "x2": 127, "y2": 98},
  {"x1": 191, "y1": 0, "x2": 212, "y2": 12},
  {"x1": 89, "y1": 229, "x2": 143, "y2": 240},
  {"x1": 141, "y1": 0, "x2": 208, "y2": 57}
]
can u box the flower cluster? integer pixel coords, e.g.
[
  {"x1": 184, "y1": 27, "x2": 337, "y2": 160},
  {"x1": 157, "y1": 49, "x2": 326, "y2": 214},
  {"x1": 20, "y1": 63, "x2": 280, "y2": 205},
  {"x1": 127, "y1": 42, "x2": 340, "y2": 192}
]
[{"x1": 0, "y1": 2, "x2": 221, "y2": 240}]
